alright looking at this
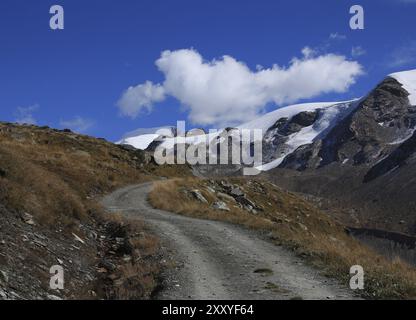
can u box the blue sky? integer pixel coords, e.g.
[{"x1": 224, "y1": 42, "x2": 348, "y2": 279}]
[{"x1": 0, "y1": 0, "x2": 415, "y2": 141}]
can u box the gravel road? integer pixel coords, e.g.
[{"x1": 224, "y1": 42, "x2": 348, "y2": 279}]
[{"x1": 101, "y1": 183, "x2": 357, "y2": 300}]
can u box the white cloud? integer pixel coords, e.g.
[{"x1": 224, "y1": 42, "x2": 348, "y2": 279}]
[
  {"x1": 60, "y1": 116, "x2": 94, "y2": 133},
  {"x1": 15, "y1": 104, "x2": 39, "y2": 125},
  {"x1": 119, "y1": 48, "x2": 363, "y2": 127},
  {"x1": 301, "y1": 46, "x2": 317, "y2": 58},
  {"x1": 117, "y1": 81, "x2": 165, "y2": 118},
  {"x1": 351, "y1": 46, "x2": 366, "y2": 57}
]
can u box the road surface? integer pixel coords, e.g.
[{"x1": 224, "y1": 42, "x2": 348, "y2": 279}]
[{"x1": 102, "y1": 183, "x2": 357, "y2": 300}]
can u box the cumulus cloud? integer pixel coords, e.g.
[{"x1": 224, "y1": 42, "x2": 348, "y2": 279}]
[
  {"x1": 118, "y1": 48, "x2": 363, "y2": 127},
  {"x1": 117, "y1": 81, "x2": 165, "y2": 118},
  {"x1": 15, "y1": 104, "x2": 39, "y2": 125},
  {"x1": 60, "y1": 116, "x2": 94, "y2": 133}
]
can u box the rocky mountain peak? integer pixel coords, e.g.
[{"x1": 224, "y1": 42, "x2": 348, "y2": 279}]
[{"x1": 279, "y1": 76, "x2": 416, "y2": 170}]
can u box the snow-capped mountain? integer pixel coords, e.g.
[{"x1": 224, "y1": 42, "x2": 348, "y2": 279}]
[
  {"x1": 390, "y1": 70, "x2": 416, "y2": 105},
  {"x1": 251, "y1": 100, "x2": 360, "y2": 170},
  {"x1": 117, "y1": 101, "x2": 361, "y2": 170},
  {"x1": 116, "y1": 69, "x2": 416, "y2": 233},
  {"x1": 117, "y1": 126, "x2": 178, "y2": 150},
  {"x1": 272, "y1": 70, "x2": 416, "y2": 171},
  {"x1": 118, "y1": 69, "x2": 416, "y2": 173},
  {"x1": 264, "y1": 69, "x2": 416, "y2": 235}
]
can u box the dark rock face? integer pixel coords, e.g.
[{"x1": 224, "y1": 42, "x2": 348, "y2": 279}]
[
  {"x1": 268, "y1": 111, "x2": 318, "y2": 136},
  {"x1": 279, "y1": 140, "x2": 323, "y2": 171},
  {"x1": 364, "y1": 130, "x2": 416, "y2": 182},
  {"x1": 265, "y1": 77, "x2": 416, "y2": 235},
  {"x1": 269, "y1": 117, "x2": 288, "y2": 132},
  {"x1": 287, "y1": 111, "x2": 319, "y2": 131},
  {"x1": 118, "y1": 144, "x2": 137, "y2": 152},
  {"x1": 262, "y1": 110, "x2": 320, "y2": 163},
  {"x1": 117, "y1": 144, "x2": 153, "y2": 164},
  {"x1": 279, "y1": 77, "x2": 416, "y2": 170},
  {"x1": 318, "y1": 77, "x2": 415, "y2": 167},
  {"x1": 146, "y1": 138, "x2": 164, "y2": 152}
]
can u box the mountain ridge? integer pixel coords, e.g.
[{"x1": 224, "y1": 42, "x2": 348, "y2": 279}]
[
  {"x1": 118, "y1": 69, "x2": 416, "y2": 173},
  {"x1": 117, "y1": 68, "x2": 416, "y2": 235}
]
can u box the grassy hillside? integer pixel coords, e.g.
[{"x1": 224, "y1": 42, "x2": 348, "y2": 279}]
[
  {"x1": 3, "y1": 121, "x2": 416, "y2": 299},
  {"x1": 0, "y1": 122, "x2": 189, "y2": 299},
  {"x1": 149, "y1": 177, "x2": 416, "y2": 299}
]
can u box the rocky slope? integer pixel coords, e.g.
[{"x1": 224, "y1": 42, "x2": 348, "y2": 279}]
[
  {"x1": 280, "y1": 75, "x2": 416, "y2": 170},
  {"x1": 0, "y1": 122, "x2": 187, "y2": 300}
]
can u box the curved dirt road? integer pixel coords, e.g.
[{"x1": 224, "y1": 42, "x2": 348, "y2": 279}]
[{"x1": 102, "y1": 183, "x2": 357, "y2": 300}]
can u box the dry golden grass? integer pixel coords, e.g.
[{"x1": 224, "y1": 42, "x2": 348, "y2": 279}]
[
  {"x1": 113, "y1": 262, "x2": 159, "y2": 299},
  {"x1": 0, "y1": 122, "x2": 188, "y2": 299},
  {"x1": 149, "y1": 177, "x2": 416, "y2": 299},
  {"x1": 0, "y1": 126, "x2": 146, "y2": 228},
  {"x1": 0, "y1": 123, "x2": 189, "y2": 229},
  {"x1": 101, "y1": 213, "x2": 162, "y2": 300}
]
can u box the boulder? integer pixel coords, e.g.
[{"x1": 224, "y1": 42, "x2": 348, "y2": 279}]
[
  {"x1": 212, "y1": 201, "x2": 230, "y2": 211},
  {"x1": 236, "y1": 196, "x2": 257, "y2": 209},
  {"x1": 22, "y1": 212, "x2": 35, "y2": 226},
  {"x1": 190, "y1": 190, "x2": 208, "y2": 204},
  {"x1": 0, "y1": 270, "x2": 8, "y2": 284},
  {"x1": 0, "y1": 289, "x2": 7, "y2": 299},
  {"x1": 230, "y1": 188, "x2": 244, "y2": 197},
  {"x1": 205, "y1": 186, "x2": 216, "y2": 194},
  {"x1": 219, "y1": 180, "x2": 233, "y2": 190}
]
